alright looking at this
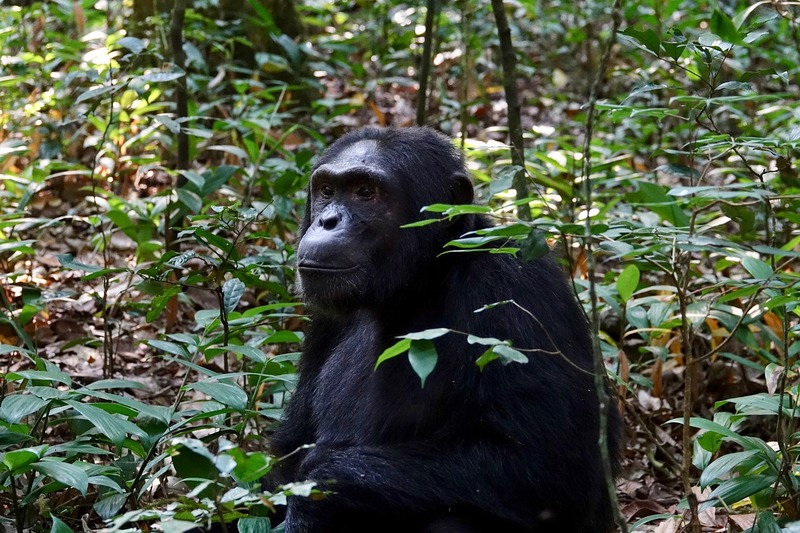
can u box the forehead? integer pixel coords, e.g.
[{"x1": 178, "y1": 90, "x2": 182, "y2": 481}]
[
  {"x1": 319, "y1": 140, "x2": 381, "y2": 170},
  {"x1": 313, "y1": 140, "x2": 391, "y2": 181}
]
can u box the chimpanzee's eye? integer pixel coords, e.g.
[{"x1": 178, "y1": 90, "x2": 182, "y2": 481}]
[
  {"x1": 356, "y1": 185, "x2": 375, "y2": 199},
  {"x1": 320, "y1": 184, "x2": 335, "y2": 198}
]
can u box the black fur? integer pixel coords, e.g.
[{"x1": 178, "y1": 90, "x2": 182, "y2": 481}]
[{"x1": 270, "y1": 126, "x2": 620, "y2": 533}]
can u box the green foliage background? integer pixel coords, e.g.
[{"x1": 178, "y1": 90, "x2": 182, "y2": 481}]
[{"x1": 0, "y1": 0, "x2": 799, "y2": 531}]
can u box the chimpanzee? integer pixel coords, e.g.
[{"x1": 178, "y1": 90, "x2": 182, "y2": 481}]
[{"x1": 269, "y1": 126, "x2": 620, "y2": 533}]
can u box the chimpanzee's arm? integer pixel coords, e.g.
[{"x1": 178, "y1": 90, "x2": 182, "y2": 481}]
[{"x1": 283, "y1": 441, "x2": 549, "y2": 532}]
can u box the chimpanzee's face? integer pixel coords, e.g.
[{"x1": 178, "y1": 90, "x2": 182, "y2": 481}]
[{"x1": 295, "y1": 130, "x2": 474, "y2": 315}]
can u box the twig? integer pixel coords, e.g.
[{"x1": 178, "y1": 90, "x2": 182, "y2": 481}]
[
  {"x1": 490, "y1": 0, "x2": 530, "y2": 220},
  {"x1": 578, "y1": 1, "x2": 627, "y2": 531},
  {"x1": 416, "y1": 0, "x2": 437, "y2": 126}
]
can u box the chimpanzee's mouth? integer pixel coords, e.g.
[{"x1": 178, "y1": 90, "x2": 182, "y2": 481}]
[{"x1": 298, "y1": 261, "x2": 359, "y2": 272}]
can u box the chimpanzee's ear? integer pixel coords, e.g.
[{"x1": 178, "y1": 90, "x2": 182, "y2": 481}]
[{"x1": 451, "y1": 173, "x2": 474, "y2": 205}]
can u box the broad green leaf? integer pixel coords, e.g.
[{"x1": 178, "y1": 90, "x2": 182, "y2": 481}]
[
  {"x1": 228, "y1": 448, "x2": 273, "y2": 483},
  {"x1": 375, "y1": 338, "x2": 412, "y2": 368},
  {"x1": 93, "y1": 493, "x2": 128, "y2": 520},
  {"x1": 140, "y1": 72, "x2": 184, "y2": 83},
  {"x1": 146, "y1": 286, "x2": 182, "y2": 323},
  {"x1": 474, "y1": 224, "x2": 530, "y2": 237},
  {"x1": 0, "y1": 239, "x2": 35, "y2": 254},
  {"x1": 50, "y1": 515, "x2": 75, "y2": 533},
  {"x1": 475, "y1": 348, "x2": 499, "y2": 371},
  {"x1": 176, "y1": 188, "x2": 202, "y2": 213},
  {"x1": 147, "y1": 340, "x2": 189, "y2": 357},
  {"x1": 75, "y1": 85, "x2": 116, "y2": 104},
  {"x1": 628, "y1": 182, "x2": 690, "y2": 227},
  {"x1": 519, "y1": 230, "x2": 549, "y2": 262},
  {"x1": 238, "y1": 517, "x2": 272, "y2": 533},
  {"x1": 57, "y1": 254, "x2": 100, "y2": 273},
  {"x1": 6, "y1": 369, "x2": 71, "y2": 386},
  {"x1": 223, "y1": 278, "x2": 246, "y2": 315},
  {"x1": 617, "y1": 265, "x2": 640, "y2": 303},
  {"x1": 77, "y1": 389, "x2": 171, "y2": 424},
  {"x1": 207, "y1": 144, "x2": 249, "y2": 161},
  {"x1": 154, "y1": 114, "x2": 180, "y2": 134},
  {"x1": 0, "y1": 430, "x2": 33, "y2": 447},
  {"x1": 668, "y1": 417, "x2": 777, "y2": 468},
  {"x1": 467, "y1": 335, "x2": 506, "y2": 346},
  {"x1": 0, "y1": 394, "x2": 46, "y2": 424},
  {"x1": 66, "y1": 401, "x2": 131, "y2": 448},
  {"x1": 699, "y1": 449, "x2": 760, "y2": 488},
  {"x1": 157, "y1": 520, "x2": 198, "y2": 533},
  {"x1": 189, "y1": 381, "x2": 248, "y2": 410},
  {"x1": 700, "y1": 474, "x2": 773, "y2": 511},
  {"x1": 493, "y1": 345, "x2": 528, "y2": 365},
  {"x1": 741, "y1": 257, "x2": 772, "y2": 280},
  {"x1": 193, "y1": 228, "x2": 235, "y2": 254},
  {"x1": 710, "y1": 9, "x2": 741, "y2": 44},
  {"x1": 33, "y1": 460, "x2": 89, "y2": 495},
  {"x1": 400, "y1": 328, "x2": 450, "y2": 341},
  {"x1": 115, "y1": 36, "x2": 145, "y2": 54},
  {"x1": 3, "y1": 447, "x2": 46, "y2": 471},
  {"x1": 621, "y1": 27, "x2": 661, "y2": 55},
  {"x1": 408, "y1": 340, "x2": 438, "y2": 388},
  {"x1": 216, "y1": 344, "x2": 267, "y2": 363}
]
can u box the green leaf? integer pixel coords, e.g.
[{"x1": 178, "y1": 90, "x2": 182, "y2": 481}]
[
  {"x1": 0, "y1": 430, "x2": 33, "y2": 447},
  {"x1": 50, "y1": 515, "x2": 75, "y2": 533},
  {"x1": 621, "y1": 27, "x2": 661, "y2": 56},
  {"x1": 189, "y1": 381, "x2": 248, "y2": 410},
  {"x1": 617, "y1": 264, "x2": 640, "y2": 303},
  {"x1": 223, "y1": 278, "x2": 246, "y2": 315},
  {"x1": 0, "y1": 239, "x2": 35, "y2": 254},
  {"x1": 493, "y1": 345, "x2": 528, "y2": 365},
  {"x1": 519, "y1": 229, "x2": 549, "y2": 262},
  {"x1": 699, "y1": 449, "x2": 759, "y2": 489},
  {"x1": 207, "y1": 144, "x2": 249, "y2": 161},
  {"x1": 115, "y1": 36, "x2": 145, "y2": 54},
  {"x1": 93, "y1": 493, "x2": 128, "y2": 521},
  {"x1": 701, "y1": 475, "x2": 773, "y2": 511},
  {"x1": 238, "y1": 517, "x2": 272, "y2": 533},
  {"x1": 147, "y1": 339, "x2": 189, "y2": 357},
  {"x1": 741, "y1": 257, "x2": 772, "y2": 280},
  {"x1": 140, "y1": 71, "x2": 184, "y2": 83},
  {"x1": 476, "y1": 345, "x2": 528, "y2": 370},
  {"x1": 57, "y1": 254, "x2": 101, "y2": 273},
  {"x1": 710, "y1": 9, "x2": 741, "y2": 43},
  {"x1": 66, "y1": 401, "x2": 130, "y2": 448},
  {"x1": 400, "y1": 328, "x2": 450, "y2": 341},
  {"x1": 176, "y1": 188, "x2": 202, "y2": 213},
  {"x1": 228, "y1": 448, "x2": 273, "y2": 483},
  {"x1": 375, "y1": 338, "x2": 412, "y2": 368},
  {"x1": 220, "y1": 344, "x2": 267, "y2": 363},
  {"x1": 33, "y1": 460, "x2": 89, "y2": 495},
  {"x1": 201, "y1": 165, "x2": 239, "y2": 195},
  {"x1": 6, "y1": 368, "x2": 71, "y2": 386},
  {"x1": 3, "y1": 447, "x2": 46, "y2": 471},
  {"x1": 0, "y1": 394, "x2": 46, "y2": 424},
  {"x1": 475, "y1": 348, "x2": 499, "y2": 371},
  {"x1": 75, "y1": 85, "x2": 116, "y2": 104},
  {"x1": 408, "y1": 340, "x2": 438, "y2": 388},
  {"x1": 668, "y1": 417, "x2": 778, "y2": 468},
  {"x1": 466, "y1": 335, "x2": 507, "y2": 346},
  {"x1": 628, "y1": 182, "x2": 690, "y2": 226},
  {"x1": 170, "y1": 442, "x2": 219, "y2": 498},
  {"x1": 193, "y1": 228, "x2": 235, "y2": 255},
  {"x1": 146, "y1": 286, "x2": 181, "y2": 323}
]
